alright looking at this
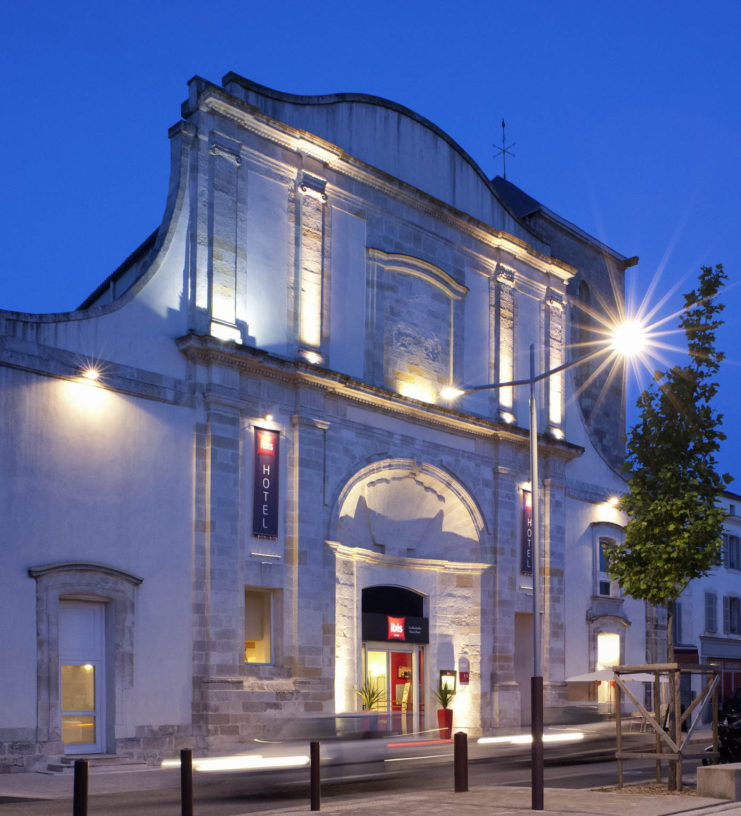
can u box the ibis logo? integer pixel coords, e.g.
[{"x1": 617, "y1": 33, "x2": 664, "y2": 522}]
[
  {"x1": 257, "y1": 431, "x2": 276, "y2": 455},
  {"x1": 387, "y1": 616, "x2": 405, "y2": 640}
]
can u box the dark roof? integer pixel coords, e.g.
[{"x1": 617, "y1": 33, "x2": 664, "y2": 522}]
[
  {"x1": 491, "y1": 176, "x2": 636, "y2": 267},
  {"x1": 490, "y1": 176, "x2": 542, "y2": 219}
]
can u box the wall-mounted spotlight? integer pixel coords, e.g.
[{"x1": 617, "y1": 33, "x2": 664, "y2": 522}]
[{"x1": 299, "y1": 349, "x2": 323, "y2": 366}]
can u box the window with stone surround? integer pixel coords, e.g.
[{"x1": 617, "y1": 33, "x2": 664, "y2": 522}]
[
  {"x1": 724, "y1": 595, "x2": 741, "y2": 636},
  {"x1": 244, "y1": 588, "x2": 272, "y2": 663},
  {"x1": 27, "y1": 562, "x2": 142, "y2": 756},
  {"x1": 724, "y1": 534, "x2": 741, "y2": 571},
  {"x1": 597, "y1": 537, "x2": 618, "y2": 598}
]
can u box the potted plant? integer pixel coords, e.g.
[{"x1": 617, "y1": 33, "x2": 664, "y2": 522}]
[
  {"x1": 433, "y1": 680, "x2": 456, "y2": 738},
  {"x1": 355, "y1": 680, "x2": 386, "y2": 711}
]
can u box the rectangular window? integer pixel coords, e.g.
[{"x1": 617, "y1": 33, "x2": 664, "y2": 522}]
[
  {"x1": 672, "y1": 601, "x2": 682, "y2": 644},
  {"x1": 726, "y1": 535, "x2": 741, "y2": 570},
  {"x1": 705, "y1": 592, "x2": 718, "y2": 633},
  {"x1": 598, "y1": 538, "x2": 616, "y2": 597},
  {"x1": 724, "y1": 596, "x2": 741, "y2": 635},
  {"x1": 244, "y1": 589, "x2": 272, "y2": 663}
]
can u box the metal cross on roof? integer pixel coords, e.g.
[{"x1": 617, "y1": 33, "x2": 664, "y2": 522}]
[{"x1": 493, "y1": 119, "x2": 516, "y2": 180}]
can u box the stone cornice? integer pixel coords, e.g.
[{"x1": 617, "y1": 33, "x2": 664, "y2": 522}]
[
  {"x1": 325, "y1": 540, "x2": 491, "y2": 573},
  {"x1": 29, "y1": 562, "x2": 143, "y2": 586},
  {"x1": 0, "y1": 335, "x2": 191, "y2": 407},
  {"x1": 176, "y1": 333, "x2": 583, "y2": 463}
]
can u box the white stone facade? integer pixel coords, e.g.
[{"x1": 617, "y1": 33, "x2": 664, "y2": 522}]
[{"x1": 0, "y1": 74, "x2": 646, "y2": 770}]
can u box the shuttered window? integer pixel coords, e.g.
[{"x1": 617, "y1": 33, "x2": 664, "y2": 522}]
[
  {"x1": 705, "y1": 592, "x2": 718, "y2": 633},
  {"x1": 723, "y1": 595, "x2": 741, "y2": 635},
  {"x1": 725, "y1": 535, "x2": 741, "y2": 570}
]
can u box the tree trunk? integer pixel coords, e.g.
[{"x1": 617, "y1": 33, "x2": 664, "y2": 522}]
[{"x1": 666, "y1": 601, "x2": 674, "y2": 663}]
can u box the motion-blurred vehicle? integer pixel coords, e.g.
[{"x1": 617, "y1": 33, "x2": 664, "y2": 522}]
[
  {"x1": 163, "y1": 712, "x2": 453, "y2": 786},
  {"x1": 474, "y1": 705, "x2": 649, "y2": 766},
  {"x1": 162, "y1": 706, "x2": 647, "y2": 785}
]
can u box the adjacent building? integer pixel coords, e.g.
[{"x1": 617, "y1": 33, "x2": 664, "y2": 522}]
[
  {"x1": 673, "y1": 491, "x2": 741, "y2": 704},
  {"x1": 1, "y1": 74, "x2": 646, "y2": 770}
]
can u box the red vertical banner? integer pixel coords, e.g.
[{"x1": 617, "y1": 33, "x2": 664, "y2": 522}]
[{"x1": 252, "y1": 428, "x2": 279, "y2": 538}]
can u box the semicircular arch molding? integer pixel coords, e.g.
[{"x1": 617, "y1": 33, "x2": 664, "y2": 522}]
[{"x1": 329, "y1": 458, "x2": 486, "y2": 561}]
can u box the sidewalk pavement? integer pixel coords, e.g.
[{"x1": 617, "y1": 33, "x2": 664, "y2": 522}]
[{"x1": 1, "y1": 765, "x2": 739, "y2": 816}]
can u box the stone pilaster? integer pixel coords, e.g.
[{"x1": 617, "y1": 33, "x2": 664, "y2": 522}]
[
  {"x1": 297, "y1": 173, "x2": 327, "y2": 354},
  {"x1": 494, "y1": 265, "x2": 516, "y2": 421},
  {"x1": 290, "y1": 411, "x2": 334, "y2": 710},
  {"x1": 208, "y1": 134, "x2": 243, "y2": 342},
  {"x1": 542, "y1": 473, "x2": 568, "y2": 708},
  {"x1": 490, "y1": 461, "x2": 521, "y2": 727},
  {"x1": 192, "y1": 389, "x2": 243, "y2": 747},
  {"x1": 545, "y1": 288, "x2": 565, "y2": 435}
]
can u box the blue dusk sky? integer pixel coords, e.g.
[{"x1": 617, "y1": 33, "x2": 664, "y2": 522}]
[{"x1": 2, "y1": 1, "x2": 740, "y2": 486}]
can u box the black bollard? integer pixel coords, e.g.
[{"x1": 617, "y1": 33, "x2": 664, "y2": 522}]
[
  {"x1": 454, "y1": 731, "x2": 468, "y2": 792},
  {"x1": 73, "y1": 759, "x2": 88, "y2": 816},
  {"x1": 310, "y1": 740, "x2": 320, "y2": 811},
  {"x1": 531, "y1": 675, "x2": 544, "y2": 811},
  {"x1": 180, "y1": 749, "x2": 193, "y2": 816}
]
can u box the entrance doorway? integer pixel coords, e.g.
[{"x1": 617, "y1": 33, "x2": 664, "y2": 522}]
[
  {"x1": 59, "y1": 601, "x2": 106, "y2": 754},
  {"x1": 363, "y1": 645, "x2": 424, "y2": 733}
]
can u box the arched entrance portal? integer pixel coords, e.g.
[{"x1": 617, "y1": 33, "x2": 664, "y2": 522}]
[
  {"x1": 361, "y1": 586, "x2": 426, "y2": 733},
  {"x1": 328, "y1": 458, "x2": 489, "y2": 734}
]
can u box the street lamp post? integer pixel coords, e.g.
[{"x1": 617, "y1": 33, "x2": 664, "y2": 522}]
[
  {"x1": 528, "y1": 343, "x2": 544, "y2": 810},
  {"x1": 442, "y1": 330, "x2": 641, "y2": 812}
]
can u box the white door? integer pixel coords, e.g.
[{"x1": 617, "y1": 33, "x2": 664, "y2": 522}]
[{"x1": 59, "y1": 601, "x2": 106, "y2": 754}]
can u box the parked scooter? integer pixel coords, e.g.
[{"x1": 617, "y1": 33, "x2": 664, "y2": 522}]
[{"x1": 704, "y1": 688, "x2": 741, "y2": 764}]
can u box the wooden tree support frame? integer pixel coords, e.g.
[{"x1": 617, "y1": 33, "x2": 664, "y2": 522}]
[{"x1": 614, "y1": 663, "x2": 719, "y2": 792}]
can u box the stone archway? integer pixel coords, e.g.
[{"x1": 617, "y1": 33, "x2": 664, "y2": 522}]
[
  {"x1": 330, "y1": 458, "x2": 485, "y2": 561},
  {"x1": 327, "y1": 458, "x2": 489, "y2": 730}
]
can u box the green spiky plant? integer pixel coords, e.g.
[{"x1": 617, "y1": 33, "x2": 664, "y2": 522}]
[
  {"x1": 432, "y1": 680, "x2": 456, "y2": 710},
  {"x1": 355, "y1": 680, "x2": 386, "y2": 710}
]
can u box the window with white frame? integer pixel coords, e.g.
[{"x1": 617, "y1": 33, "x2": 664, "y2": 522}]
[
  {"x1": 705, "y1": 591, "x2": 718, "y2": 633},
  {"x1": 725, "y1": 534, "x2": 741, "y2": 571},
  {"x1": 598, "y1": 538, "x2": 618, "y2": 597},
  {"x1": 244, "y1": 588, "x2": 272, "y2": 663},
  {"x1": 724, "y1": 595, "x2": 741, "y2": 636}
]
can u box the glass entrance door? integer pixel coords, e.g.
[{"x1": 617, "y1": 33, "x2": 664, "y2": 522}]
[
  {"x1": 59, "y1": 601, "x2": 106, "y2": 753},
  {"x1": 363, "y1": 646, "x2": 424, "y2": 733}
]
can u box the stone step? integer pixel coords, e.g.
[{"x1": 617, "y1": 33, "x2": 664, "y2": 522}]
[{"x1": 42, "y1": 755, "x2": 147, "y2": 774}]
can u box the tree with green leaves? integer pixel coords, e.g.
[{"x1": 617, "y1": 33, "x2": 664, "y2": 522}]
[{"x1": 605, "y1": 264, "x2": 730, "y2": 661}]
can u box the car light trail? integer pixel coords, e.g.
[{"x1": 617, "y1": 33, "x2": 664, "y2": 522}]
[
  {"x1": 161, "y1": 754, "x2": 310, "y2": 772},
  {"x1": 477, "y1": 731, "x2": 584, "y2": 745}
]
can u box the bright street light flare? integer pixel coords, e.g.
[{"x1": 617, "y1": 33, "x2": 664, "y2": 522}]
[
  {"x1": 609, "y1": 319, "x2": 647, "y2": 358},
  {"x1": 440, "y1": 386, "x2": 466, "y2": 401}
]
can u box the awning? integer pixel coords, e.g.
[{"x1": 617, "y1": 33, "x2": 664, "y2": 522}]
[{"x1": 566, "y1": 669, "x2": 663, "y2": 682}]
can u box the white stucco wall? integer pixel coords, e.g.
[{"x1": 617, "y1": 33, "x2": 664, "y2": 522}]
[{"x1": 0, "y1": 365, "x2": 193, "y2": 731}]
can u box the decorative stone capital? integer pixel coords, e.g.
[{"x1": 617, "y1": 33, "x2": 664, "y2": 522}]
[
  {"x1": 546, "y1": 289, "x2": 564, "y2": 311},
  {"x1": 299, "y1": 172, "x2": 328, "y2": 203},
  {"x1": 496, "y1": 264, "x2": 515, "y2": 286}
]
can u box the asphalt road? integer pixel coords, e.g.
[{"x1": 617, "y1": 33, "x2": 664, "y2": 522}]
[{"x1": 0, "y1": 757, "x2": 666, "y2": 816}]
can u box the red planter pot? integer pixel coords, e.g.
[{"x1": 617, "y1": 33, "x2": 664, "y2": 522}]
[{"x1": 437, "y1": 708, "x2": 453, "y2": 739}]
